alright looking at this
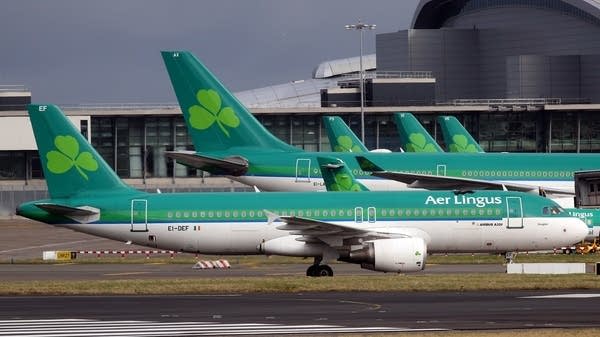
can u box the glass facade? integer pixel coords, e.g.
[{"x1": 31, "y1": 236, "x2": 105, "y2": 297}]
[
  {"x1": 91, "y1": 116, "x2": 199, "y2": 180},
  {"x1": 478, "y1": 111, "x2": 539, "y2": 152},
  {"x1": 1, "y1": 110, "x2": 599, "y2": 180}
]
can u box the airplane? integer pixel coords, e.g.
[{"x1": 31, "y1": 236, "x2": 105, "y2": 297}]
[
  {"x1": 393, "y1": 112, "x2": 443, "y2": 152},
  {"x1": 16, "y1": 104, "x2": 588, "y2": 276},
  {"x1": 323, "y1": 116, "x2": 368, "y2": 153},
  {"x1": 161, "y1": 50, "x2": 600, "y2": 194},
  {"x1": 324, "y1": 112, "x2": 482, "y2": 155},
  {"x1": 437, "y1": 115, "x2": 485, "y2": 153},
  {"x1": 322, "y1": 116, "x2": 392, "y2": 153},
  {"x1": 319, "y1": 153, "x2": 600, "y2": 241},
  {"x1": 436, "y1": 115, "x2": 600, "y2": 239}
]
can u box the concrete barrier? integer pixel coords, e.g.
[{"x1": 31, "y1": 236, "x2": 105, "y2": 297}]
[{"x1": 506, "y1": 263, "x2": 586, "y2": 274}]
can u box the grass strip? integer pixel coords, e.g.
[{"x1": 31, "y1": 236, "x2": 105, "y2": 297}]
[
  {"x1": 353, "y1": 329, "x2": 600, "y2": 337},
  {"x1": 1, "y1": 273, "x2": 600, "y2": 296}
]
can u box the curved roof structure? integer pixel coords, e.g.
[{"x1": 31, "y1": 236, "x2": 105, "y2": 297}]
[
  {"x1": 411, "y1": 0, "x2": 600, "y2": 29},
  {"x1": 312, "y1": 54, "x2": 376, "y2": 79},
  {"x1": 235, "y1": 77, "x2": 339, "y2": 108},
  {"x1": 235, "y1": 55, "x2": 376, "y2": 108}
]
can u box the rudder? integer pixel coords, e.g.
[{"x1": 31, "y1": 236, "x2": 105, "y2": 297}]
[
  {"x1": 393, "y1": 112, "x2": 442, "y2": 153},
  {"x1": 161, "y1": 51, "x2": 298, "y2": 153},
  {"x1": 437, "y1": 116, "x2": 484, "y2": 153},
  {"x1": 27, "y1": 104, "x2": 134, "y2": 199},
  {"x1": 323, "y1": 116, "x2": 367, "y2": 153}
]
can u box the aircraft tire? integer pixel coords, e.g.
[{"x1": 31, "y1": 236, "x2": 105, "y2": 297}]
[
  {"x1": 317, "y1": 265, "x2": 334, "y2": 277},
  {"x1": 306, "y1": 265, "x2": 318, "y2": 277}
]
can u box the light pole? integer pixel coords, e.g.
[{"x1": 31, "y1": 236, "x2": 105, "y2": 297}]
[{"x1": 345, "y1": 20, "x2": 375, "y2": 144}]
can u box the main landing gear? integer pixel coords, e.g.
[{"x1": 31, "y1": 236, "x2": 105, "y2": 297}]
[{"x1": 306, "y1": 257, "x2": 333, "y2": 277}]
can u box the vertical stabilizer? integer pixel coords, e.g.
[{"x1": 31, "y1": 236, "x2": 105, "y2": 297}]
[
  {"x1": 161, "y1": 51, "x2": 299, "y2": 153},
  {"x1": 317, "y1": 157, "x2": 369, "y2": 191},
  {"x1": 27, "y1": 104, "x2": 134, "y2": 199},
  {"x1": 438, "y1": 116, "x2": 484, "y2": 153},
  {"x1": 393, "y1": 112, "x2": 442, "y2": 153},
  {"x1": 323, "y1": 116, "x2": 367, "y2": 153}
]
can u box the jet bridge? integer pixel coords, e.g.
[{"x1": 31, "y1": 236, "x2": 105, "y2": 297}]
[{"x1": 574, "y1": 171, "x2": 600, "y2": 208}]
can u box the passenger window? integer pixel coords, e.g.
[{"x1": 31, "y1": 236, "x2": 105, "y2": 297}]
[{"x1": 355, "y1": 207, "x2": 363, "y2": 223}]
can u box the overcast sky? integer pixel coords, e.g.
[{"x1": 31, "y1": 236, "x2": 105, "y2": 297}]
[{"x1": 1, "y1": 0, "x2": 419, "y2": 104}]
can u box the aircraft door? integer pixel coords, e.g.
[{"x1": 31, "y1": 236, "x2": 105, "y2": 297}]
[
  {"x1": 368, "y1": 207, "x2": 376, "y2": 223},
  {"x1": 436, "y1": 164, "x2": 446, "y2": 176},
  {"x1": 506, "y1": 197, "x2": 523, "y2": 229},
  {"x1": 295, "y1": 158, "x2": 311, "y2": 183},
  {"x1": 354, "y1": 207, "x2": 363, "y2": 223},
  {"x1": 131, "y1": 199, "x2": 148, "y2": 232}
]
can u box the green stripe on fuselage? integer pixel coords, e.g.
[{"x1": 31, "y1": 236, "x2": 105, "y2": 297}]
[
  {"x1": 214, "y1": 149, "x2": 586, "y2": 182},
  {"x1": 18, "y1": 190, "x2": 564, "y2": 225}
]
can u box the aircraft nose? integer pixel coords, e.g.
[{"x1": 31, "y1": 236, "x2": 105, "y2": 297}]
[{"x1": 569, "y1": 217, "x2": 589, "y2": 242}]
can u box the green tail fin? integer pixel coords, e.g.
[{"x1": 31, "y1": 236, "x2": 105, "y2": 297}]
[
  {"x1": 393, "y1": 112, "x2": 443, "y2": 153},
  {"x1": 322, "y1": 116, "x2": 367, "y2": 153},
  {"x1": 317, "y1": 157, "x2": 369, "y2": 192},
  {"x1": 161, "y1": 51, "x2": 299, "y2": 153},
  {"x1": 27, "y1": 104, "x2": 134, "y2": 199},
  {"x1": 437, "y1": 116, "x2": 484, "y2": 153}
]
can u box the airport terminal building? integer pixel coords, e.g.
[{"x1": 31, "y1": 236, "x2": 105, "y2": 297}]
[{"x1": 3, "y1": 0, "x2": 600, "y2": 214}]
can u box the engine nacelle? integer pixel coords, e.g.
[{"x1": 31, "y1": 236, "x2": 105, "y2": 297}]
[
  {"x1": 347, "y1": 238, "x2": 427, "y2": 273},
  {"x1": 259, "y1": 235, "x2": 329, "y2": 257}
]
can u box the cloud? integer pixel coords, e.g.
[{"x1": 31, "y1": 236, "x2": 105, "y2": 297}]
[{"x1": 0, "y1": 0, "x2": 417, "y2": 103}]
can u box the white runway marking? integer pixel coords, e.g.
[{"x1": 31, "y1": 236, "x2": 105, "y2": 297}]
[
  {"x1": 520, "y1": 293, "x2": 600, "y2": 299},
  {"x1": 0, "y1": 319, "x2": 446, "y2": 336}
]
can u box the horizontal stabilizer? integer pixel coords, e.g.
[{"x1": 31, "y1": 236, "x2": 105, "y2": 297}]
[
  {"x1": 165, "y1": 151, "x2": 248, "y2": 176},
  {"x1": 35, "y1": 203, "x2": 100, "y2": 223}
]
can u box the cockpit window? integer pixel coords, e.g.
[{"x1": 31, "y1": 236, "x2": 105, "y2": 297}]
[{"x1": 543, "y1": 206, "x2": 563, "y2": 215}]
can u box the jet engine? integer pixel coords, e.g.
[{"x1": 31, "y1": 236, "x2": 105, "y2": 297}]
[
  {"x1": 345, "y1": 237, "x2": 427, "y2": 273},
  {"x1": 259, "y1": 235, "x2": 329, "y2": 257}
]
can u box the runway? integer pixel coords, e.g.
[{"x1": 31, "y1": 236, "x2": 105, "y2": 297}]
[
  {"x1": 2, "y1": 220, "x2": 599, "y2": 335},
  {"x1": 1, "y1": 291, "x2": 599, "y2": 335}
]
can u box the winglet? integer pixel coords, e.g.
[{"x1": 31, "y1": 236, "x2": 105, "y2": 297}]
[
  {"x1": 355, "y1": 156, "x2": 385, "y2": 172},
  {"x1": 317, "y1": 156, "x2": 369, "y2": 191}
]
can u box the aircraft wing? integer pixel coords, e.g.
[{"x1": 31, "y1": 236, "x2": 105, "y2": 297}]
[
  {"x1": 164, "y1": 151, "x2": 248, "y2": 176},
  {"x1": 275, "y1": 216, "x2": 366, "y2": 237},
  {"x1": 370, "y1": 171, "x2": 574, "y2": 196},
  {"x1": 266, "y1": 211, "x2": 423, "y2": 245},
  {"x1": 356, "y1": 156, "x2": 573, "y2": 196},
  {"x1": 35, "y1": 203, "x2": 100, "y2": 223}
]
